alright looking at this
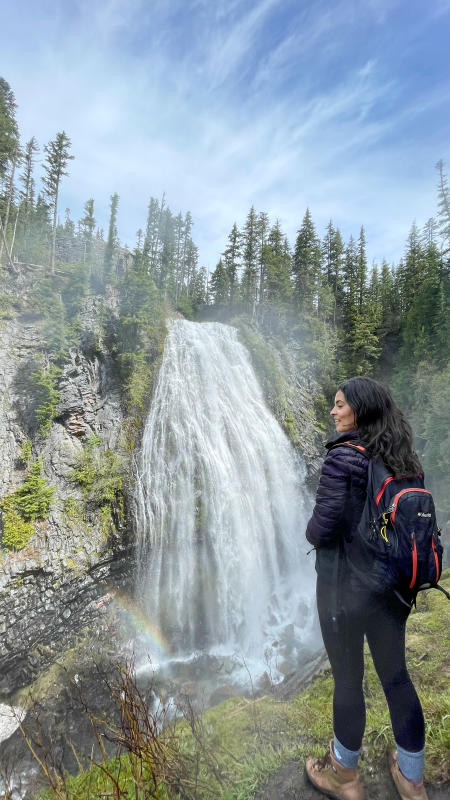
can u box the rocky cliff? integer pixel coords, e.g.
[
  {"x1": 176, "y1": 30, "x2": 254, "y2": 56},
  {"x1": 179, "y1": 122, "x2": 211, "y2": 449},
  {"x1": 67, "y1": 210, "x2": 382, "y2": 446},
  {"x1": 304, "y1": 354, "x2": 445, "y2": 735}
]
[{"x1": 0, "y1": 269, "x2": 133, "y2": 696}]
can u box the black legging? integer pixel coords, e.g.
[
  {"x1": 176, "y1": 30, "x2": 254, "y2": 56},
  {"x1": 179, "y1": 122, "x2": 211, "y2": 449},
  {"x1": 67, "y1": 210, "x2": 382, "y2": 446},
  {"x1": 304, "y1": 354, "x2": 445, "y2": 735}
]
[{"x1": 317, "y1": 576, "x2": 425, "y2": 752}]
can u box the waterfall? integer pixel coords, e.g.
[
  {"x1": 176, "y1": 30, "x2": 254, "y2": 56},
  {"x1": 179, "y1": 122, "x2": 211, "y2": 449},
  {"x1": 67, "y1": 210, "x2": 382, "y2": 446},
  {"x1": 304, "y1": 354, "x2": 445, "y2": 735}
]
[{"x1": 134, "y1": 320, "x2": 316, "y2": 668}]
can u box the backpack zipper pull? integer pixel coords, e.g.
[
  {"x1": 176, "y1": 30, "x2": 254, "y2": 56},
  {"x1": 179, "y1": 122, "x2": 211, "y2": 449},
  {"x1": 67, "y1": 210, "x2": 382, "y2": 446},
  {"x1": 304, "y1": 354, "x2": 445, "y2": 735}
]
[{"x1": 409, "y1": 532, "x2": 418, "y2": 589}]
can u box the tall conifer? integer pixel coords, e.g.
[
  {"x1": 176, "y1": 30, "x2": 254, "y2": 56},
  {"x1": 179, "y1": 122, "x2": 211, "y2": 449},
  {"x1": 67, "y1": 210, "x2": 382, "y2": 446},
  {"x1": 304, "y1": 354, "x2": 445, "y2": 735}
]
[{"x1": 42, "y1": 131, "x2": 74, "y2": 273}]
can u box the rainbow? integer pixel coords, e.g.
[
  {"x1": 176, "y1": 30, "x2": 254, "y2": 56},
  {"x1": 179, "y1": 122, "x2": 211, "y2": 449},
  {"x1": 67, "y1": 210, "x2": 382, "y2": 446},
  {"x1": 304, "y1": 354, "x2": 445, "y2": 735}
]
[{"x1": 111, "y1": 591, "x2": 170, "y2": 658}]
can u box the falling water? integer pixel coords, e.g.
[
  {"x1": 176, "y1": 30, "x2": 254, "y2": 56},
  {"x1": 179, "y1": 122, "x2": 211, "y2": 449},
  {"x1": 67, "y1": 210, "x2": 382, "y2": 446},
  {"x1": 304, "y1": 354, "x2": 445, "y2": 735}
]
[{"x1": 134, "y1": 320, "x2": 317, "y2": 671}]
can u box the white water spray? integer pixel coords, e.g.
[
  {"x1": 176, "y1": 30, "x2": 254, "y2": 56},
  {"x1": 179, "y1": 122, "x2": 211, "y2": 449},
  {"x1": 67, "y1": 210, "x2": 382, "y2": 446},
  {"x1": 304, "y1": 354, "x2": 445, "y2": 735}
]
[{"x1": 134, "y1": 320, "x2": 316, "y2": 668}]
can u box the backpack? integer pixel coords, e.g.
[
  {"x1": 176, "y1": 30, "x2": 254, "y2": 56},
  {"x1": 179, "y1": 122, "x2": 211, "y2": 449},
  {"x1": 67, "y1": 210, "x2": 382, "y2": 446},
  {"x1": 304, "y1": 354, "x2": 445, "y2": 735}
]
[{"x1": 331, "y1": 442, "x2": 449, "y2": 604}]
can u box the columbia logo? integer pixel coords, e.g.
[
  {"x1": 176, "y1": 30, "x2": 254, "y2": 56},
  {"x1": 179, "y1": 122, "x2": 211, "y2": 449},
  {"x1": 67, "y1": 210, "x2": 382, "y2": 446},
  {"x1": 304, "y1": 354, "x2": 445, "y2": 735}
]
[{"x1": 417, "y1": 512, "x2": 432, "y2": 517}]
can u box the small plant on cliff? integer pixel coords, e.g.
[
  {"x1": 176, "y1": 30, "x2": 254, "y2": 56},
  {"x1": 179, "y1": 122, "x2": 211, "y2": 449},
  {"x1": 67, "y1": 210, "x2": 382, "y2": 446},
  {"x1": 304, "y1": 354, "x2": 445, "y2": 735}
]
[
  {"x1": 20, "y1": 439, "x2": 32, "y2": 464},
  {"x1": 32, "y1": 364, "x2": 62, "y2": 436},
  {"x1": 71, "y1": 435, "x2": 124, "y2": 523},
  {"x1": 0, "y1": 459, "x2": 54, "y2": 550}
]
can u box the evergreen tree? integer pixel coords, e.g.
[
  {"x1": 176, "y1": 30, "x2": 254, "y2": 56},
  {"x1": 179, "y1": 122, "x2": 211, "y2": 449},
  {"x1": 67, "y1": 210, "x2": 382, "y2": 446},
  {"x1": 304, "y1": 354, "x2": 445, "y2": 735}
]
[
  {"x1": 180, "y1": 209, "x2": 193, "y2": 291},
  {"x1": 0, "y1": 77, "x2": 19, "y2": 182},
  {"x1": 322, "y1": 220, "x2": 344, "y2": 324},
  {"x1": 292, "y1": 208, "x2": 321, "y2": 312},
  {"x1": 135, "y1": 228, "x2": 143, "y2": 250},
  {"x1": 158, "y1": 207, "x2": 175, "y2": 293},
  {"x1": 189, "y1": 266, "x2": 208, "y2": 310},
  {"x1": 184, "y1": 238, "x2": 198, "y2": 294},
  {"x1": 436, "y1": 159, "x2": 450, "y2": 248},
  {"x1": 263, "y1": 221, "x2": 292, "y2": 307},
  {"x1": 222, "y1": 222, "x2": 241, "y2": 307},
  {"x1": 42, "y1": 131, "x2": 74, "y2": 273},
  {"x1": 356, "y1": 226, "x2": 368, "y2": 312},
  {"x1": 0, "y1": 78, "x2": 20, "y2": 264},
  {"x1": 143, "y1": 197, "x2": 161, "y2": 276},
  {"x1": 79, "y1": 198, "x2": 96, "y2": 263},
  {"x1": 18, "y1": 136, "x2": 39, "y2": 256},
  {"x1": 103, "y1": 192, "x2": 119, "y2": 282},
  {"x1": 173, "y1": 211, "x2": 184, "y2": 301},
  {"x1": 342, "y1": 234, "x2": 358, "y2": 316},
  {"x1": 0, "y1": 151, "x2": 20, "y2": 263},
  {"x1": 257, "y1": 211, "x2": 270, "y2": 304},
  {"x1": 241, "y1": 206, "x2": 259, "y2": 310},
  {"x1": 378, "y1": 259, "x2": 398, "y2": 336},
  {"x1": 422, "y1": 217, "x2": 438, "y2": 247},
  {"x1": 210, "y1": 258, "x2": 230, "y2": 305}
]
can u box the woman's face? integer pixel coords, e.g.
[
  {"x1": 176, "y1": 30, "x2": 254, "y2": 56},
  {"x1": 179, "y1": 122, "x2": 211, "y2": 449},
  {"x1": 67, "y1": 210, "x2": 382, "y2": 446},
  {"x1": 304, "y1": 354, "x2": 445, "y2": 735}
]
[{"x1": 330, "y1": 390, "x2": 357, "y2": 433}]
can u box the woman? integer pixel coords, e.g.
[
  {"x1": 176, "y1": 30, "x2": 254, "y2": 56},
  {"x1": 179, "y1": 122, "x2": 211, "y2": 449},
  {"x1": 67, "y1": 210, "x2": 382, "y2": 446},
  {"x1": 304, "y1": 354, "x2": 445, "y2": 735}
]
[{"x1": 305, "y1": 376, "x2": 427, "y2": 800}]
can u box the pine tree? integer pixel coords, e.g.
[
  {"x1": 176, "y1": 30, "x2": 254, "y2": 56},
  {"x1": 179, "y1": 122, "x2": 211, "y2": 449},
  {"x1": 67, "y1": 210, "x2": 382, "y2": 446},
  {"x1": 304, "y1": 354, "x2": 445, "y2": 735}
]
[
  {"x1": 42, "y1": 131, "x2": 74, "y2": 273},
  {"x1": 436, "y1": 160, "x2": 450, "y2": 249},
  {"x1": 222, "y1": 222, "x2": 241, "y2": 307},
  {"x1": 173, "y1": 212, "x2": 184, "y2": 301},
  {"x1": 79, "y1": 198, "x2": 96, "y2": 263},
  {"x1": 103, "y1": 192, "x2": 119, "y2": 282},
  {"x1": 292, "y1": 208, "x2": 321, "y2": 312},
  {"x1": 322, "y1": 220, "x2": 344, "y2": 324},
  {"x1": 143, "y1": 197, "x2": 161, "y2": 276},
  {"x1": 342, "y1": 234, "x2": 358, "y2": 316},
  {"x1": 356, "y1": 226, "x2": 367, "y2": 312},
  {"x1": 263, "y1": 221, "x2": 292, "y2": 307},
  {"x1": 18, "y1": 136, "x2": 39, "y2": 257},
  {"x1": 158, "y1": 207, "x2": 175, "y2": 293},
  {"x1": 398, "y1": 223, "x2": 425, "y2": 314},
  {"x1": 210, "y1": 258, "x2": 230, "y2": 305},
  {"x1": 184, "y1": 238, "x2": 198, "y2": 295},
  {"x1": 241, "y1": 206, "x2": 259, "y2": 310},
  {"x1": 190, "y1": 266, "x2": 208, "y2": 310},
  {"x1": 175, "y1": 209, "x2": 193, "y2": 296},
  {"x1": 0, "y1": 150, "x2": 20, "y2": 264},
  {"x1": 257, "y1": 211, "x2": 270, "y2": 304},
  {"x1": 0, "y1": 77, "x2": 19, "y2": 181},
  {"x1": 378, "y1": 259, "x2": 397, "y2": 335}
]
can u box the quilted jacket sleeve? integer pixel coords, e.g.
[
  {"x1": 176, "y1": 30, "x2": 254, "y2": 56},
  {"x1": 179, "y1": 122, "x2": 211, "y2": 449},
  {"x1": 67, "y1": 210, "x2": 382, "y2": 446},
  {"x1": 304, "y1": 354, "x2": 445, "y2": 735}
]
[{"x1": 305, "y1": 447, "x2": 352, "y2": 547}]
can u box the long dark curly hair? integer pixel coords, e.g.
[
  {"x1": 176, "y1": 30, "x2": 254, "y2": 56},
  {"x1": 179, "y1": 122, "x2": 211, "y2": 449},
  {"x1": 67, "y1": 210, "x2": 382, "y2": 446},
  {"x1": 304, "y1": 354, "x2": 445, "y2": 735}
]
[{"x1": 338, "y1": 376, "x2": 422, "y2": 477}]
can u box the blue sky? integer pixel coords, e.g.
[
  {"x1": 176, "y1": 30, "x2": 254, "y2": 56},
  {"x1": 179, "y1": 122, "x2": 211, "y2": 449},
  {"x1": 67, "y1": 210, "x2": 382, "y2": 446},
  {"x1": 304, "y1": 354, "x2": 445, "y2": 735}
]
[{"x1": 1, "y1": 0, "x2": 450, "y2": 270}]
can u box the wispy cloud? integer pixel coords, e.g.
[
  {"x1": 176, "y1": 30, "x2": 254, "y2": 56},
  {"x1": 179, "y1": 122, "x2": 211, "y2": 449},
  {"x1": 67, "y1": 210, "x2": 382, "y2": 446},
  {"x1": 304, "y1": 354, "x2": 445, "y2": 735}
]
[{"x1": 1, "y1": 0, "x2": 448, "y2": 268}]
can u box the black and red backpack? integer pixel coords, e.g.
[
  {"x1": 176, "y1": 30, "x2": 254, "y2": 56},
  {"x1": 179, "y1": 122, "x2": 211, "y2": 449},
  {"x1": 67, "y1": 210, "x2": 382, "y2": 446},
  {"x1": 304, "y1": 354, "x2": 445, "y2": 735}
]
[{"x1": 332, "y1": 442, "x2": 449, "y2": 604}]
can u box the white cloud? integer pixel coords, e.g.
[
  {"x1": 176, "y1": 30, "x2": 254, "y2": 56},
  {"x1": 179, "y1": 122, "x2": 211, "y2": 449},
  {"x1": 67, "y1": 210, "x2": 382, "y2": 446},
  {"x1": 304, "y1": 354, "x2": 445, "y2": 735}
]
[{"x1": 2, "y1": 0, "x2": 449, "y2": 271}]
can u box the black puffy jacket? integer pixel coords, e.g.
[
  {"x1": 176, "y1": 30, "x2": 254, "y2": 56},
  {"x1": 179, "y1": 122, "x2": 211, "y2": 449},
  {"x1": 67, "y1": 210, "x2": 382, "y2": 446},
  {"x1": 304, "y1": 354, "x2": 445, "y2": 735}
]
[{"x1": 306, "y1": 429, "x2": 369, "y2": 582}]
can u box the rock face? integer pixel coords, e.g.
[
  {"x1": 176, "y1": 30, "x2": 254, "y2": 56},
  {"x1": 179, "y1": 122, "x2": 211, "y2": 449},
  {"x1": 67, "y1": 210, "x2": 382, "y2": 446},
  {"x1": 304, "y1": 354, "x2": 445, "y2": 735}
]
[{"x1": 0, "y1": 281, "x2": 133, "y2": 696}]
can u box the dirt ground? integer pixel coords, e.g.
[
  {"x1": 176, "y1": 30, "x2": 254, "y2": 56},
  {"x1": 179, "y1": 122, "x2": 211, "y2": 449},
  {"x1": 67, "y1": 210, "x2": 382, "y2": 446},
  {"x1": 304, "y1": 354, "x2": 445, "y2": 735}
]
[{"x1": 254, "y1": 759, "x2": 450, "y2": 799}]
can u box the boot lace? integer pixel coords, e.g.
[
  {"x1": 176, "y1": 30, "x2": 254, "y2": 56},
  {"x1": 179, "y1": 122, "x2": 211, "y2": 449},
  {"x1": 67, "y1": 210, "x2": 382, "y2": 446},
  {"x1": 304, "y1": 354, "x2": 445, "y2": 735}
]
[{"x1": 313, "y1": 750, "x2": 333, "y2": 772}]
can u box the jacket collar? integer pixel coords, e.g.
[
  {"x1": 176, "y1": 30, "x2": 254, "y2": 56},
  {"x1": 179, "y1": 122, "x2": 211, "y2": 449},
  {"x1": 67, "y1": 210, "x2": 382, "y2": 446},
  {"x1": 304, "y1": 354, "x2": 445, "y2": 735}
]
[{"x1": 325, "y1": 429, "x2": 360, "y2": 450}]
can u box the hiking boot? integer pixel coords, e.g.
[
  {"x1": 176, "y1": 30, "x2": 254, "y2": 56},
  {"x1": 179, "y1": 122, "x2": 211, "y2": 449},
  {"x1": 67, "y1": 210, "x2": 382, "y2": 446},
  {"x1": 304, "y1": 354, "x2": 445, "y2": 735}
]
[
  {"x1": 388, "y1": 750, "x2": 428, "y2": 800},
  {"x1": 305, "y1": 742, "x2": 364, "y2": 800}
]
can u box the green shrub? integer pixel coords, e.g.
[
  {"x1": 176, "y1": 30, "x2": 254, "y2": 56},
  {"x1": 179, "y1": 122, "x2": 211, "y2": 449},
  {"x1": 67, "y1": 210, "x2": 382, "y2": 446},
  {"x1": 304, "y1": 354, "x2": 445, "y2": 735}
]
[
  {"x1": 71, "y1": 435, "x2": 123, "y2": 508},
  {"x1": 11, "y1": 459, "x2": 54, "y2": 520},
  {"x1": 20, "y1": 439, "x2": 32, "y2": 464},
  {"x1": 63, "y1": 496, "x2": 84, "y2": 521},
  {"x1": 1, "y1": 459, "x2": 54, "y2": 550},
  {"x1": 1, "y1": 510, "x2": 34, "y2": 550},
  {"x1": 32, "y1": 364, "x2": 61, "y2": 436}
]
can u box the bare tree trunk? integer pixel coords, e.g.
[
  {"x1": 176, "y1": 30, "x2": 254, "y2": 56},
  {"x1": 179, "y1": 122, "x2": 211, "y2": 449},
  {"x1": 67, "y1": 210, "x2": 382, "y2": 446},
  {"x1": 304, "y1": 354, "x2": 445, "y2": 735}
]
[
  {"x1": 0, "y1": 156, "x2": 17, "y2": 259},
  {"x1": 0, "y1": 216, "x2": 15, "y2": 269},
  {"x1": 9, "y1": 207, "x2": 20, "y2": 260},
  {"x1": 51, "y1": 189, "x2": 59, "y2": 273}
]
